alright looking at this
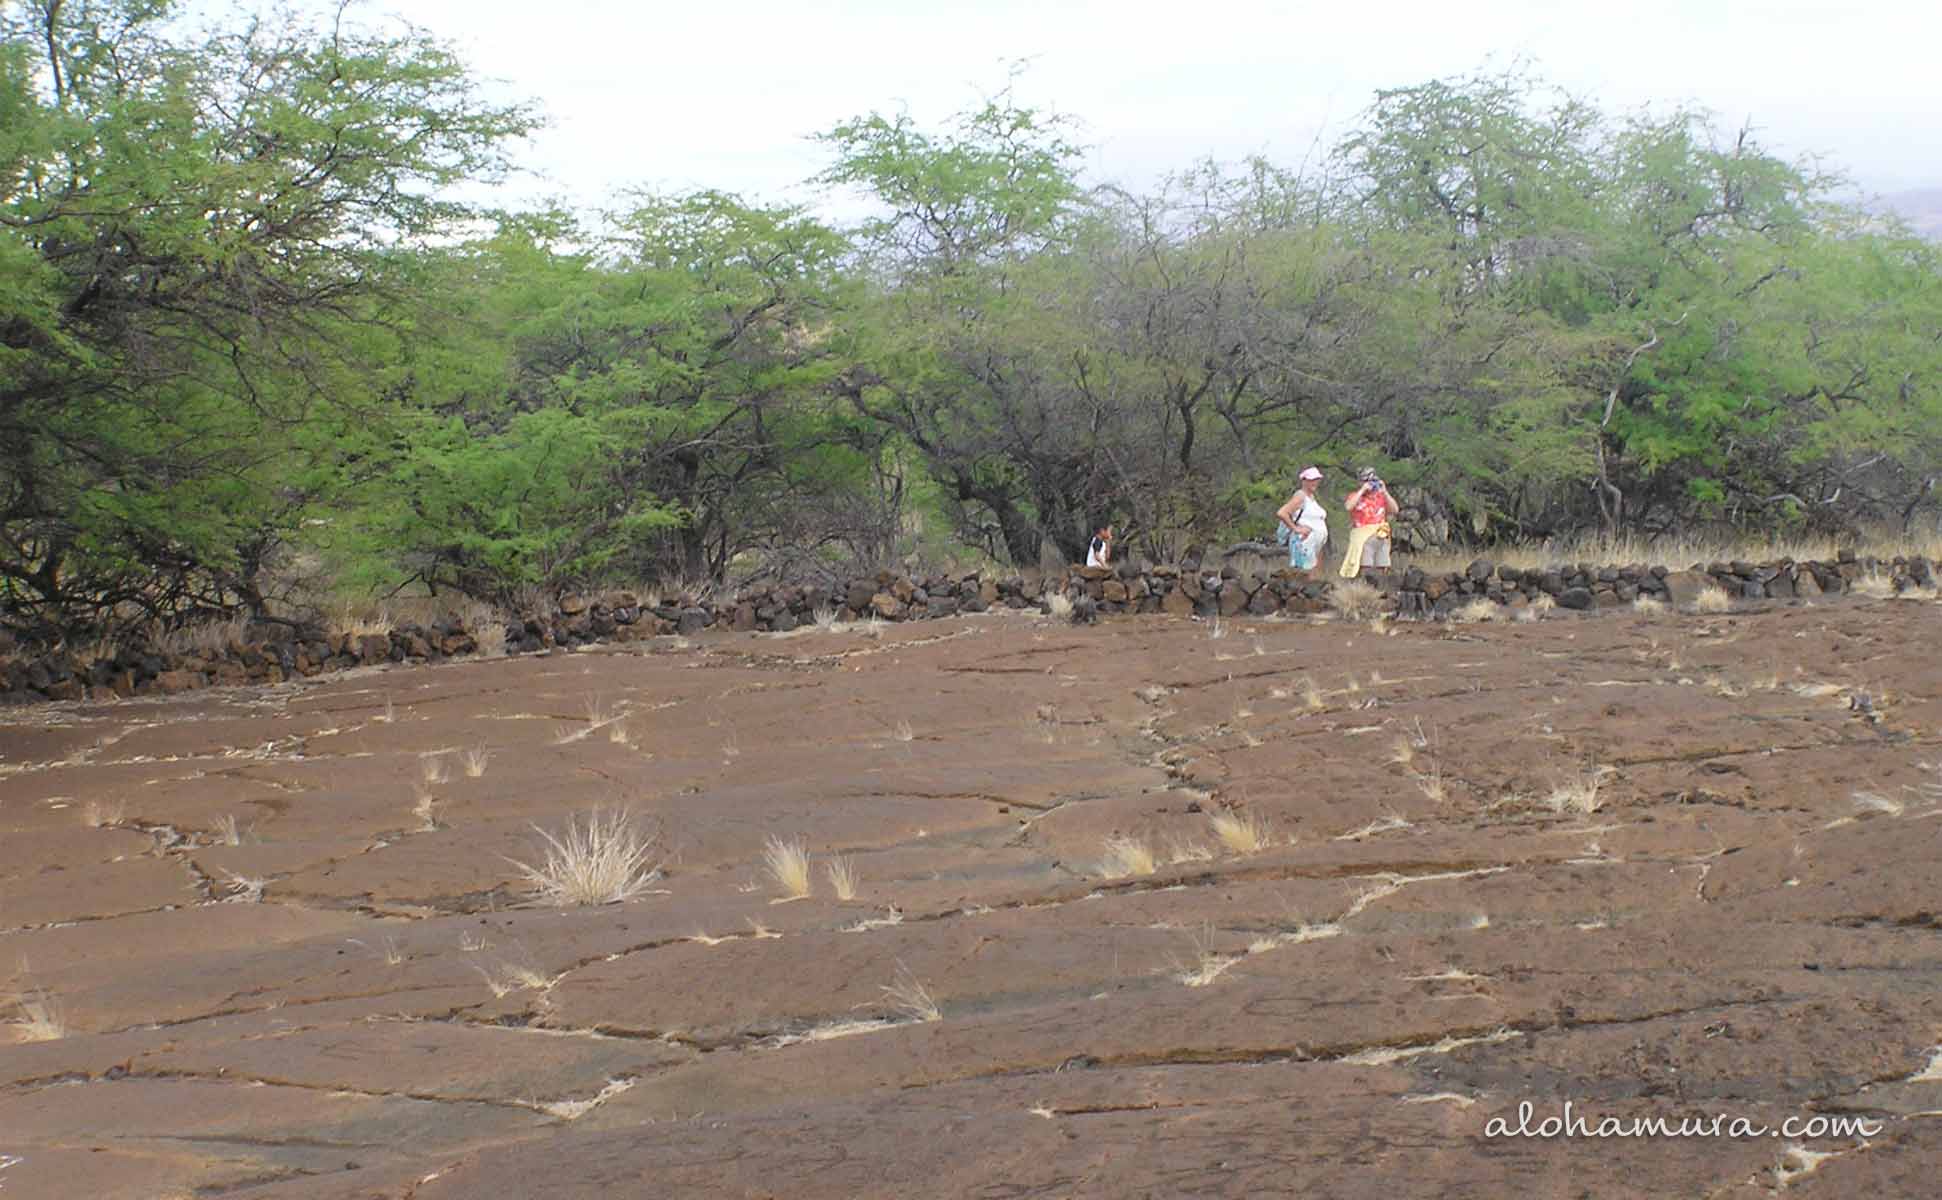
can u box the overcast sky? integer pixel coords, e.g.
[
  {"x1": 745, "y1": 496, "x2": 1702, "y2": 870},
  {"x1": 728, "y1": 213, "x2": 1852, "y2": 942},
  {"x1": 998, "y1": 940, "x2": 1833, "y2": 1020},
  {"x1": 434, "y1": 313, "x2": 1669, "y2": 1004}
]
[{"x1": 317, "y1": 0, "x2": 1939, "y2": 211}]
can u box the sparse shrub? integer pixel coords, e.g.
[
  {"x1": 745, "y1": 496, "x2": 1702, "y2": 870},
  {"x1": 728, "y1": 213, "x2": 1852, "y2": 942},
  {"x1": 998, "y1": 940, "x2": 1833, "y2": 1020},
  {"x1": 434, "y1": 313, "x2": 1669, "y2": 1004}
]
[{"x1": 507, "y1": 809, "x2": 664, "y2": 906}]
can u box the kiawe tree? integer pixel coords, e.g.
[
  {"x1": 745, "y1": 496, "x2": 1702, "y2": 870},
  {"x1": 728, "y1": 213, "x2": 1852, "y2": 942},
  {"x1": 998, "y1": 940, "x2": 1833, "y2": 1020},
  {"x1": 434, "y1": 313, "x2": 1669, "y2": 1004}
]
[
  {"x1": 821, "y1": 86, "x2": 1117, "y2": 567},
  {"x1": 356, "y1": 191, "x2": 877, "y2": 600},
  {"x1": 0, "y1": 0, "x2": 535, "y2": 638}
]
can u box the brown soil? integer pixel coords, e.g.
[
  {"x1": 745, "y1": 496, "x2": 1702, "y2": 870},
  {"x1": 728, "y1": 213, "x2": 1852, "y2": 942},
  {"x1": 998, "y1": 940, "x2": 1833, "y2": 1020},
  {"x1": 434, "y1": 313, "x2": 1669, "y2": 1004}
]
[{"x1": 3, "y1": 599, "x2": 1940, "y2": 1198}]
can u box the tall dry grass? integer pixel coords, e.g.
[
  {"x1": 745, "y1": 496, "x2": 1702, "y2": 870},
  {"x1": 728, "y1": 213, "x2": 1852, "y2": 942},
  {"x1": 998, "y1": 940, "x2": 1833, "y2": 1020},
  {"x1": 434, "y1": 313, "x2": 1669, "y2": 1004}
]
[
  {"x1": 507, "y1": 809, "x2": 663, "y2": 906},
  {"x1": 763, "y1": 836, "x2": 813, "y2": 901},
  {"x1": 1407, "y1": 527, "x2": 1942, "y2": 575}
]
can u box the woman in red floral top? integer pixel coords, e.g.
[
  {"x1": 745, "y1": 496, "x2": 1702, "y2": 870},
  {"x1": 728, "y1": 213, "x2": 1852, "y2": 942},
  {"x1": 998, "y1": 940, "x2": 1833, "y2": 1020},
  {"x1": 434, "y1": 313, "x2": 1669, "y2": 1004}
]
[{"x1": 1339, "y1": 468, "x2": 1399, "y2": 581}]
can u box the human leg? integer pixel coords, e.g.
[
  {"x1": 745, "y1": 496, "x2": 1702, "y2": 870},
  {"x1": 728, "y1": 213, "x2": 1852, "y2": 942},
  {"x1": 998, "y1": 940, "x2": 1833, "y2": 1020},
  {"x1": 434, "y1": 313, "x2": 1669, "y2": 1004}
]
[{"x1": 1339, "y1": 524, "x2": 1376, "y2": 579}]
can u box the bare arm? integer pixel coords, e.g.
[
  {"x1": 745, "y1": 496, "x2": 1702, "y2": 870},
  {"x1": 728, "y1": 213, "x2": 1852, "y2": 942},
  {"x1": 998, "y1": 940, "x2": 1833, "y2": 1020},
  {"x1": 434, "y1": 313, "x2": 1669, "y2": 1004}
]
[{"x1": 1278, "y1": 496, "x2": 1315, "y2": 540}]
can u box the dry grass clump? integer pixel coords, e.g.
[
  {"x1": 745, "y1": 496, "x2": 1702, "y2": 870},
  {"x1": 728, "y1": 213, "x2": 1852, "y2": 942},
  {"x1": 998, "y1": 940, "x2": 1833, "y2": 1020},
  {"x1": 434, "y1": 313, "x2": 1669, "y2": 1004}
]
[
  {"x1": 1327, "y1": 580, "x2": 1381, "y2": 621},
  {"x1": 81, "y1": 799, "x2": 127, "y2": 828},
  {"x1": 1544, "y1": 769, "x2": 1607, "y2": 815},
  {"x1": 1851, "y1": 790, "x2": 1905, "y2": 817},
  {"x1": 5, "y1": 977, "x2": 65, "y2": 1042},
  {"x1": 1631, "y1": 594, "x2": 1666, "y2": 615},
  {"x1": 881, "y1": 961, "x2": 941, "y2": 1023},
  {"x1": 1528, "y1": 592, "x2": 1557, "y2": 614},
  {"x1": 1097, "y1": 834, "x2": 1157, "y2": 879},
  {"x1": 763, "y1": 835, "x2": 813, "y2": 901},
  {"x1": 220, "y1": 871, "x2": 269, "y2": 903},
  {"x1": 1452, "y1": 598, "x2": 1501, "y2": 623},
  {"x1": 1691, "y1": 583, "x2": 1734, "y2": 613},
  {"x1": 1851, "y1": 572, "x2": 1896, "y2": 600},
  {"x1": 328, "y1": 601, "x2": 397, "y2": 640},
  {"x1": 471, "y1": 951, "x2": 556, "y2": 999},
  {"x1": 158, "y1": 611, "x2": 254, "y2": 658},
  {"x1": 451, "y1": 598, "x2": 507, "y2": 656},
  {"x1": 463, "y1": 745, "x2": 491, "y2": 777},
  {"x1": 1174, "y1": 925, "x2": 1242, "y2": 988},
  {"x1": 1389, "y1": 717, "x2": 1432, "y2": 767},
  {"x1": 1165, "y1": 836, "x2": 1214, "y2": 864},
  {"x1": 1209, "y1": 808, "x2": 1272, "y2": 856},
  {"x1": 1044, "y1": 591, "x2": 1075, "y2": 619},
  {"x1": 826, "y1": 855, "x2": 859, "y2": 901},
  {"x1": 411, "y1": 784, "x2": 440, "y2": 832},
  {"x1": 1413, "y1": 757, "x2": 1448, "y2": 803},
  {"x1": 555, "y1": 695, "x2": 630, "y2": 745},
  {"x1": 507, "y1": 809, "x2": 664, "y2": 906},
  {"x1": 811, "y1": 605, "x2": 839, "y2": 631},
  {"x1": 420, "y1": 754, "x2": 450, "y2": 786}
]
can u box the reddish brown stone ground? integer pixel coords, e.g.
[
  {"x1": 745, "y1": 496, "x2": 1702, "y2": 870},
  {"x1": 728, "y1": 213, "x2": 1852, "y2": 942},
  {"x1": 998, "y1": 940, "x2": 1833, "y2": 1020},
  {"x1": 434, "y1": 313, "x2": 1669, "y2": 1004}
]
[{"x1": 3, "y1": 598, "x2": 1940, "y2": 1198}]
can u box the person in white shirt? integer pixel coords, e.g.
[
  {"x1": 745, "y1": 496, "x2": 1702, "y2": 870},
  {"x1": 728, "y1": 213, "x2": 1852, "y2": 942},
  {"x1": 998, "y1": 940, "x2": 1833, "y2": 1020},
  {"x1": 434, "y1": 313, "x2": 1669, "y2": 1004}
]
[
  {"x1": 1276, "y1": 467, "x2": 1328, "y2": 574},
  {"x1": 1086, "y1": 524, "x2": 1113, "y2": 568}
]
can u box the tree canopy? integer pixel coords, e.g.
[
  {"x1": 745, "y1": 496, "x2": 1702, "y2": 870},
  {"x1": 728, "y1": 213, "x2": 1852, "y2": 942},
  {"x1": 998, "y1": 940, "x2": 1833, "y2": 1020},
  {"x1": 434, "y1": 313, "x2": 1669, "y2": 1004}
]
[{"x1": 3, "y1": 12, "x2": 1937, "y2": 641}]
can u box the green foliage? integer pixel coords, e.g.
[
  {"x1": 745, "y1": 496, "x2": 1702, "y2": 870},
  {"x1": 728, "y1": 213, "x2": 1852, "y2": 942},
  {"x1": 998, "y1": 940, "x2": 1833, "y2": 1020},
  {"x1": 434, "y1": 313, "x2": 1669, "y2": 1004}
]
[
  {"x1": 0, "y1": 0, "x2": 536, "y2": 635},
  {"x1": 816, "y1": 75, "x2": 1083, "y2": 270},
  {"x1": 5, "y1": 38, "x2": 1940, "y2": 642}
]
